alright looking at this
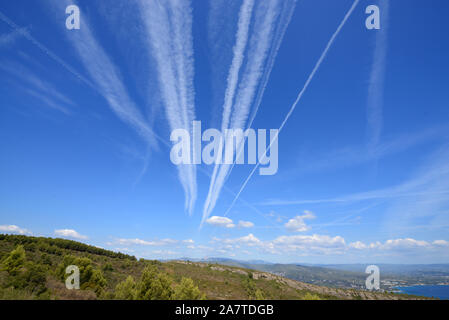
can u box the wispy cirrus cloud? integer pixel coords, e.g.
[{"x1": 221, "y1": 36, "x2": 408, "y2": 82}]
[
  {"x1": 0, "y1": 27, "x2": 26, "y2": 46},
  {"x1": 1, "y1": 61, "x2": 74, "y2": 114},
  {"x1": 203, "y1": 0, "x2": 297, "y2": 224},
  {"x1": 137, "y1": 0, "x2": 197, "y2": 214},
  {"x1": 261, "y1": 145, "x2": 449, "y2": 208},
  {"x1": 288, "y1": 125, "x2": 449, "y2": 177},
  {"x1": 49, "y1": 0, "x2": 160, "y2": 148},
  {"x1": 380, "y1": 146, "x2": 449, "y2": 234}
]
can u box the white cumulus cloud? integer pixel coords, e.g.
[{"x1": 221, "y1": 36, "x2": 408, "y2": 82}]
[
  {"x1": 116, "y1": 238, "x2": 178, "y2": 246},
  {"x1": 54, "y1": 229, "x2": 88, "y2": 240},
  {"x1": 284, "y1": 211, "x2": 315, "y2": 232},
  {"x1": 349, "y1": 241, "x2": 368, "y2": 250},
  {"x1": 222, "y1": 233, "x2": 261, "y2": 246},
  {"x1": 0, "y1": 225, "x2": 31, "y2": 235},
  {"x1": 238, "y1": 220, "x2": 254, "y2": 228},
  {"x1": 206, "y1": 216, "x2": 235, "y2": 228},
  {"x1": 433, "y1": 240, "x2": 449, "y2": 246}
]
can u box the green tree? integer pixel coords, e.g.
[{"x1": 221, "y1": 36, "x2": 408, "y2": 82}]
[
  {"x1": 254, "y1": 289, "x2": 265, "y2": 300},
  {"x1": 242, "y1": 277, "x2": 260, "y2": 300},
  {"x1": 136, "y1": 265, "x2": 174, "y2": 300},
  {"x1": 56, "y1": 255, "x2": 92, "y2": 281},
  {"x1": 1, "y1": 245, "x2": 26, "y2": 276},
  {"x1": 302, "y1": 292, "x2": 321, "y2": 300},
  {"x1": 173, "y1": 277, "x2": 205, "y2": 300},
  {"x1": 102, "y1": 262, "x2": 114, "y2": 272},
  {"x1": 40, "y1": 253, "x2": 52, "y2": 266},
  {"x1": 115, "y1": 276, "x2": 137, "y2": 300},
  {"x1": 23, "y1": 262, "x2": 47, "y2": 295},
  {"x1": 56, "y1": 255, "x2": 107, "y2": 295},
  {"x1": 83, "y1": 268, "x2": 107, "y2": 296}
]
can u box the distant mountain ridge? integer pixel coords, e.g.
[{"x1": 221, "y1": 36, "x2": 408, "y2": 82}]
[{"x1": 175, "y1": 257, "x2": 449, "y2": 290}]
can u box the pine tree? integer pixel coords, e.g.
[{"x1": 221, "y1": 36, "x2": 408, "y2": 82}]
[
  {"x1": 1, "y1": 245, "x2": 26, "y2": 276},
  {"x1": 115, "y1": 276, "x2": 137, "y2": 300},
  {"x1": 136, "y1": 265, "x2": 174, "y2": 300},
  {"x1": 173, "y1": 277, "x2": 205, "y2": 300},
  {"x1": 303, "y1": 292, "x2": 321, "y2": 300}
]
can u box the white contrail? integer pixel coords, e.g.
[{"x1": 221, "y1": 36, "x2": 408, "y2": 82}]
[
  {"x1": 203, "y1": 0, "x2": 279, "y2": 220},
  {"x1": 203, "y1": 0, "x2": 255, "y2": 222},
  {"x1": 227, "y1": 0, "x2": 297, "y2": 178},
  {"x1": 366, "y1": 0, "x2": 389, "y2": 152},
  {"x1": 4, "y1": 1, "x2": 269, "y2": 221},
  {"x1": 138, "y1": 0, "x2": 197, "y2": 214},
  {"x1": 230, "y1": 0, "x2": 287, "y2": 130},
  {"x1": 215, "y1": 0, "x2": 296, "y2": 205},
  {"x1": 168, "y1": 0, "x2": 197, "y2": 213},
  {"x1": 170, "y1": 0, "x2": 197, "y2": 213},
  {"x1": 223, "y1": 0, "x2": 360, "y2": 217},
  {"x1": 202, "y1": 0, "x2": 296, "y2": 224},
  {"x1": 219, "y1": 0, "x2": 255, "y2": 133},
  {"x1": 245, "y1": 0, "x2": 297, "y2": 129}
]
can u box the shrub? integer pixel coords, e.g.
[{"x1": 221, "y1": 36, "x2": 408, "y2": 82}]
[
  {"x1": 102, "y1": 263, "x2": 114, "y2": 272},
  {"x1": 136, "y1": 265, "x2": 173, "y2": 300},
  {"x1": 1, "y1": 246, "x2": 47, "y2": 296},
  {"x1": 115, "y1": 276, "x2": 137, "y2": 300},
  {"x1": 302, "y1": 292, "x2": 321, "y2": 300},
  {"x1": 173, "y1": 277, "x2": 205, "y2": 300},
  {"x1": 56, "y1": 255, "x2": 107, "y2": 295},
  {"x1": 254, "y1": 289, "x2": 265, "y2": 300},
  {"x1": 40, "y1": 253, "x2": 52, "y2": 266},
  {"x1": 23, "y1": 262, "x2": 47, "y2": 295},
  {"x1": 1, "y1": 245, "x2": 26, "y2": 276}
]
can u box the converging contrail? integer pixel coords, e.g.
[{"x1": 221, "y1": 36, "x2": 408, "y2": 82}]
[
  {"x1": 223, "y1": 0, "x2": 361, "y2": 217},
  {"x1": 202, "y1": 0, "x2": 296, "y2": 225},
  {"x1": 203, "y1": 0, "x2": 255, "y2": 224},
  {"x1": 226, "y1": 0, "x2": 297, "y2": 191}
]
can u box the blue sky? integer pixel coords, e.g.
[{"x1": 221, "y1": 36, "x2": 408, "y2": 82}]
[{"x1": 1, "y1": 0, "x2": 448, "y2": 264}]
